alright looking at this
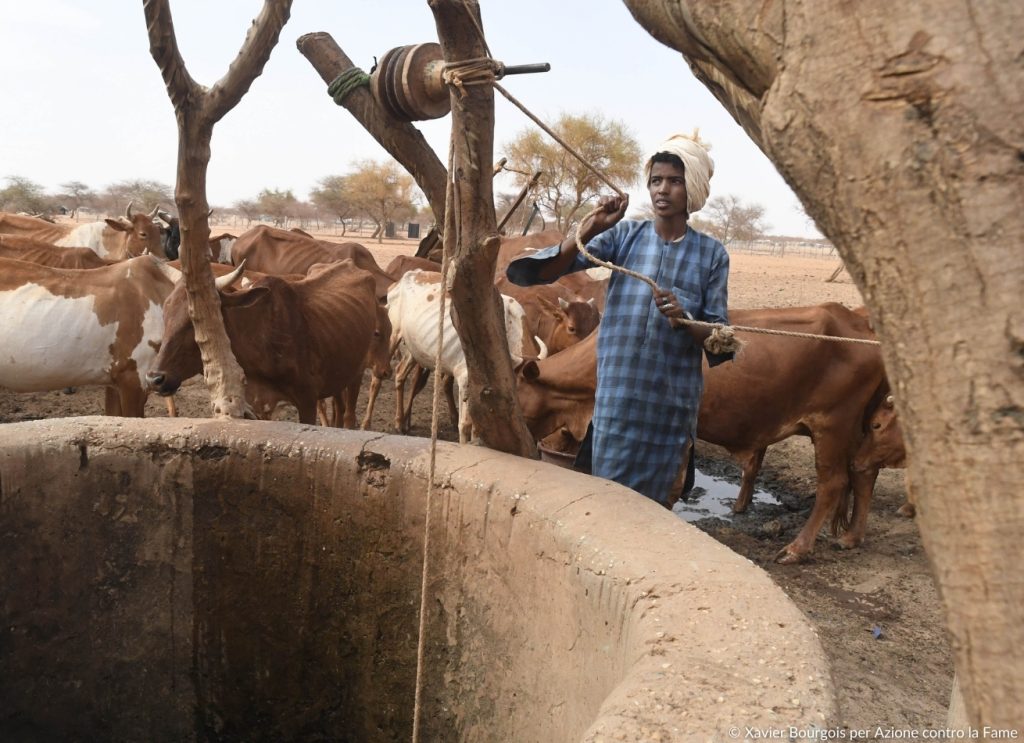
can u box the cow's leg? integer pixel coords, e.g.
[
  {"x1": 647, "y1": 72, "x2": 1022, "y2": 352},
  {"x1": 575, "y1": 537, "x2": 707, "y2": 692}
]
[
  {"x1": 340, "y1": 383, "x2": 359, "y2": 429},
  {"x1": 297, "y1": 399, "x2": 318, "y2": 425},
  {"x1": 776, "y1": 433, "x2": 851, "y2": 564},
  {"x1": 117, "y1": 384, "x2": 148, "y2": 418},
  {"x1": 362, "y1": 373, "x2": 383, "y2": 430},
  {"x1": 317, "y1": 399, "x2": 331, "y2": 426},
  {"x1": 165, "y1": 396, "x2": 177, "y2": 417},
  {"x1": 837, "y1": 465, "x2": 879, "y2": 549},
  {"x1": 443, "y1": 373, "x2": 459, "y2": 429},
  {"x1": 732, "y1": 447, "x2": 767, "y2": 513},
  {"x1": 104, "y1": 386, "x2": 122, "y2": 416},
  {"x1": 393, "y1": 354, "x2": 417, "y2": 433},
  {"x1": 404, "y1": 364, "x2": 430, "y2": 431}
]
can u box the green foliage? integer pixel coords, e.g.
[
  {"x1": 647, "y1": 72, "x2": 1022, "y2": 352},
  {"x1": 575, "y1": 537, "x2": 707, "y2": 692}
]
[
  {"x1": 58, "y1": 181, "x2": 95, "y2": 217},
  {"x1": 502, "y1": 112, "x2": 642, "y2": 232},
  {"x1": 310, "y1": 175, "x2": 356, "y2": 225}
]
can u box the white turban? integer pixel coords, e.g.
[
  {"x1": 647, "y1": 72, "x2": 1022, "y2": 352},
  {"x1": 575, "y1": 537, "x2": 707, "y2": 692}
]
[{"x1": 642, "y1": 129, "x2": 715, "y2": 214}]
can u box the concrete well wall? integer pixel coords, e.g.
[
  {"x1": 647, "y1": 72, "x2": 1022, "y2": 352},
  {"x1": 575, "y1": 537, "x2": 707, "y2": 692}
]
[{"x1": 0, "y1": 417, "x2": 836, "y2": 741}]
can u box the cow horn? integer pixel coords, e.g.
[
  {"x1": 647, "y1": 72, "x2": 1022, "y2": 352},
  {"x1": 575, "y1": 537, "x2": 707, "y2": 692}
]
[
  {"x1": 157, "y1": 209, "x2": 174, "y2": 223},
  {"x1": 125, "y1": 200, "x2": 134, "y2": 219},
  {"x1": 885, "y1": 394, "x2": 895, "y2": 406},
  {"x1": 535, "y1": 336, "x2": 548, "y2": 359},
  {"x1": 147, "y1": 203, "x2": 161, "y2": 219},
  {"x1": 215, "y1": 260, "x2": 246, "y2": 290},
  {"x1": 557, "y1": 296, "x2": 569, "y2": 310}
]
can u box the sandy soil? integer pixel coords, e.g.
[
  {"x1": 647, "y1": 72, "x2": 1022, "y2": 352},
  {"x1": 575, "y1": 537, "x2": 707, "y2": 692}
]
[{"x1": 0, "y1": 224, "x2": 952, "y2": 734}]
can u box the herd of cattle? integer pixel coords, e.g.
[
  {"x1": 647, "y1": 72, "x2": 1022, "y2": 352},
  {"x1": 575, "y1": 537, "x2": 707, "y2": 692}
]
[{"x1": 0, "y1": 208, "x2": 907, "y2": 563}]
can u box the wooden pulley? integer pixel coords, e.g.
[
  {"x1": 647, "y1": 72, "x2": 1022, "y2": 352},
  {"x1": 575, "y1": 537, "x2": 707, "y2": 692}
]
[
  {"x1": 370, "y1": 42, "x2": 552, "y2": 122},
  {"x1": 371, "y1": 43, "x2": 450, "y2": 121}
]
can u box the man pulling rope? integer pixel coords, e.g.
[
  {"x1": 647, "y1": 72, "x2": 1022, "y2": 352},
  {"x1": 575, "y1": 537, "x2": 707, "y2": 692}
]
[{"x1": 507, "y1": 131, "x2": 729, "y2": 505}]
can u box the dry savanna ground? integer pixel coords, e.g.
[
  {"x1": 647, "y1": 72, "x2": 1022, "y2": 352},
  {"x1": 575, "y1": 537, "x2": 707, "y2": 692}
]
[{"x1": 0, "y1": 221, "x2": 952, "y2": 735}]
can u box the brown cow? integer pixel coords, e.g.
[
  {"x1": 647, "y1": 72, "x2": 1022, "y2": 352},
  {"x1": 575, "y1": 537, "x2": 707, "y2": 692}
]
[
  {"x1": 853, "y1": 394, "x2": 914, "y2": 522},
  {"x1": 516, "y1": 303, "x2": 889, "y2": 562},
  {"x1": 147, "y1": 260, "x2": 380, "y2": 425},
  {"x1": 384, "y1": 254, "x2": 442, "y2": 280},
  {"x1": 0, "y1": 203, "x2": 167, "y2": 260},
  {"x1": 230, "y1": 225, "x2": 395, "y2": 302},
  {"x1": 0, "y1": 235, "x2": 114, "y2": 269},
  {"x1": 496, "y1": 275, "x2": 600, "y2": 355}
]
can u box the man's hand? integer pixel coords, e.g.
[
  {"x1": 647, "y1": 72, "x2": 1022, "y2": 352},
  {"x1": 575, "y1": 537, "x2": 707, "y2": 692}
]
[
  {"x1": 653, "y1": 288, "x2": 691, "y2": 325},
  {"x1": 580, "y1": 194, "x2": 629, "y2": 242}
]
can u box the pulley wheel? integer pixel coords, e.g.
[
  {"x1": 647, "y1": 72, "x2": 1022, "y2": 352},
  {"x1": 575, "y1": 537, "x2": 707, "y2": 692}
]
[{"x1": 396, "y1": 43, "x2": 450, "y2": 120}]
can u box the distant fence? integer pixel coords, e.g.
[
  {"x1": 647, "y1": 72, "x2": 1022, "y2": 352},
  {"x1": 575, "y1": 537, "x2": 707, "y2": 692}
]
[{"x1": 729, "y1": 239, "x2": 838, "y2": 259}]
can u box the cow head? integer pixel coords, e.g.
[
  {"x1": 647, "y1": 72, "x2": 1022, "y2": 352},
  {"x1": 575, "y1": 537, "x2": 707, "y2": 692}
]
[
  {"x1": 156, "y1": 209, "x2": 181, "y2": 261},
  {"x1": 516, "y1": 357, "x2": 594, "y2": 443},
  {"x1": 104, "y1": 201, "x2": 167, "y2": 259},
  {"x1": 854, "y1": 395, "x2": 907, "y2": 471},
  {"x1": 537, "y1": 295, "x2": 601, "y2": 354},
  {"x1": 367, "y1": 302, "x2": 394, "y2": 380},
  {"x1": 145, "y1": 263, "x2": 254, "y2": 395}
]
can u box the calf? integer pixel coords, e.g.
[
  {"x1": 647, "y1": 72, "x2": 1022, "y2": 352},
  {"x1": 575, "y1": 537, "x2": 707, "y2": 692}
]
[
  {"x1": 496, "y1": 276, "x2": 600, "y2": 354},
  {"x1": 853, "y1": 394, "x2": 914, "y2": 520},
  {"x1": 516, "y1": 303, "x2": 889, "y2": 562},
  {"x1": 147, "y1": 260, "x2": 380, "y2": 425}
]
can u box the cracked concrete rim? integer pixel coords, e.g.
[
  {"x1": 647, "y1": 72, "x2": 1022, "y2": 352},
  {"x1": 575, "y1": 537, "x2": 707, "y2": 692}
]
[{"x1": 0, "y1": 416, "x2": 836, "y2": 741}]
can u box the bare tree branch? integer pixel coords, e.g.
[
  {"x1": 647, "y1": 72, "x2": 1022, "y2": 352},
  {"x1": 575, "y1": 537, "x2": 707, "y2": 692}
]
[
  {"x1": 143, "y1": 0, "x2": 202, "y2": 111},
  {"x1": 206, "y1": 0, "x2": 292, "y2": 123}
]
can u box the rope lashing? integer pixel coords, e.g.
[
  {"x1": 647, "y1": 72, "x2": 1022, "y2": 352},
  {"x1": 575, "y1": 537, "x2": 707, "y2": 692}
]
[
  {"x1": 327, "y1": 66, "x2": 370, "y2": 105},
  {"x1": 441, "y1": 57, "x2": 504, "y2": 97}
]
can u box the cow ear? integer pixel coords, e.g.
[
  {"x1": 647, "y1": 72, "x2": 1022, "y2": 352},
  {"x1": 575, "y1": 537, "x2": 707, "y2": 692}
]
[
  {"x1": 220, "y1": 285, "x2": 270, "y2": 308},
  {"x1": 104, "y1": 218, "x2": 131, "y2": 233},
  {"x1": 521, "y1": 359, "x2": 541, "y2": 381}
]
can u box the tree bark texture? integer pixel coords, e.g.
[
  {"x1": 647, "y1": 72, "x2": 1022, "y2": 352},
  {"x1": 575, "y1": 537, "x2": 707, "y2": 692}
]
[
  {"x1": 296, "y1": 33, "x2": 449, "y2": 224},
  {"x1": 145, "y1": 0, "x2": 292, "y2": 418},
  {"x1": 623, "y1": 0, "x2": 1023, "y2": 730},
  {"x1": 429, "y1": 0, "x2": 538, "y2": 458}
]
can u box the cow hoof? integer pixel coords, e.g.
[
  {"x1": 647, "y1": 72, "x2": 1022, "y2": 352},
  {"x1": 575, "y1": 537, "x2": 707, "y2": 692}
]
[
  {"x1": 835, "y1": 534, "x2": 862, "y2": 550},
  {"x1": 773, "y1": 546, "x2": 807, "y2": 565},
  {"x1": 896, "y1": 503, "x2": 916, "y2": 518}
]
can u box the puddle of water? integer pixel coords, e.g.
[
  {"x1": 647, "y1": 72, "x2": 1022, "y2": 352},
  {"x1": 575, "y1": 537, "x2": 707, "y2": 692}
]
[{"x1": 672, "y1": 469, "x2": 779, "y2": 523}]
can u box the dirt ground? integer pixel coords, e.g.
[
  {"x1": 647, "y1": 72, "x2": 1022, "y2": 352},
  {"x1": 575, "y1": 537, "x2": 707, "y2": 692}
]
[{"x1": 0, "y1": 225, "x2": 952, "y2": 734}]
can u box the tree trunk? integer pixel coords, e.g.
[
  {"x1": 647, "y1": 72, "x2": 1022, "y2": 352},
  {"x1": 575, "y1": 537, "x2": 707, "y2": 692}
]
[
  {"x1": 296, "y1": 33, "x2": 449, "y2": 223},
  {"x1": 429, "y1": 0, "x2": 537, "y2": 458},
  {"x1": 146, "y1": 0, "x2": 292, "y2": 418},
  {"x1": 622, "y1": 0, "x2": 1023, "y2": 729}
]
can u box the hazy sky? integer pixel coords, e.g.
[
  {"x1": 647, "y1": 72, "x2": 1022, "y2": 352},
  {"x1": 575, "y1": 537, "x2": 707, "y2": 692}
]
[{"x1": 0, "y1": 1, "x2": 818, "y2": 237}]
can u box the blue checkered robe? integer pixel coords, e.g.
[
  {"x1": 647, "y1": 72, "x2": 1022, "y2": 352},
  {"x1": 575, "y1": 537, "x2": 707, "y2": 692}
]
[{"x1": 506, "y1": 220, "x2": 732, "y2": 504}]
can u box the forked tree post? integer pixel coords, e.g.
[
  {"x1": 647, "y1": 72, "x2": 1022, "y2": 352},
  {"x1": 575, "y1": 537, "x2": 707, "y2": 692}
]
[
  {"x1": 144, "y1": 0, "x2": 293, "y2": 417},
  {"x1": 428, "y1": 0, "x2": 537, "y2": 458}
]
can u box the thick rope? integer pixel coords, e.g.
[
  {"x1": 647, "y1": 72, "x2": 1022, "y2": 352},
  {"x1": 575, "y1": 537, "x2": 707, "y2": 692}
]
[
  {"x1": 326, "y1": 66, "x2": 370, "y2": 105},
  {"x1": 411, "y1": 131, "x2": 461, "y2": 743}
]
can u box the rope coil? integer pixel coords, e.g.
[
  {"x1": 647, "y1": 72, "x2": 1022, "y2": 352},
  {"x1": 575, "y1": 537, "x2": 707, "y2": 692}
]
[{"x1": 327, "y1": 67, "x2": 370, "y2": 105}]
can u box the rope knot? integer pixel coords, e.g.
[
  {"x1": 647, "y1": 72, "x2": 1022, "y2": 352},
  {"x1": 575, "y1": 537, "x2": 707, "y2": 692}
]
[
  {"x1": 704, "y1": 325, "x2": 743, "y2": 355},
  {"x1": 442, "y1": 58, "x2": 503, "y2": 98}
]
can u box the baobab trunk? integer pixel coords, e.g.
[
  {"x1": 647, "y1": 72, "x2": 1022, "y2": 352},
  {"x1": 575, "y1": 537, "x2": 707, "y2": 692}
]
[
  {"x1": 623, "y1": 0, "x2": 1023, "y2": 729},
  {"x1": 145, "y1": 0, "x2": 293, "y2": 418}
]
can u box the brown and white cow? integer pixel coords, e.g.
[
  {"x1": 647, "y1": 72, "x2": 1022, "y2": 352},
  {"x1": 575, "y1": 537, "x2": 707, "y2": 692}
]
[
  {"x1": 0, "y1": 235, "x2": 114, "y2": 269},
  {"x1": 0, "y1": 203, "x2": 167, "y2": 260},
  {"x1": 229, "y1": 225, "x2": 395, "y2": 302},
  {"x1": 147, "y1": 260, "x2": 381, "y2": 426},
  {"x1": 516, "y1": 302, "x2": 889, "y2": 562},
  {"x1": 0, "y1": 255, "x2": 212, "y2": 416},
  {"x1": 384, "y1": 269, "x2": 546, "y2": 443}
]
